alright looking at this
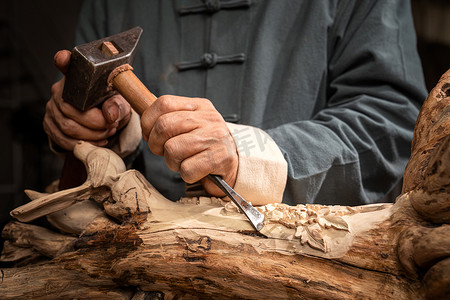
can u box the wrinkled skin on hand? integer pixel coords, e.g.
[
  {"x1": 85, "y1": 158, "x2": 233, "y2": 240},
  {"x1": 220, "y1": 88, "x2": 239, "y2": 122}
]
[
  {"x1": 43, "y1": 50, "x2": 132, "y2": 151},
  {"x1": 141, "y1": 95, "x2": 239, "y2": 197}
]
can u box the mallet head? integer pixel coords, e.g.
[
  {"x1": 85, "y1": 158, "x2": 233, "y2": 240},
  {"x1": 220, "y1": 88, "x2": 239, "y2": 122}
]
[{"x1": 62, "y1": 26, "x2": 143, "y2": 111}]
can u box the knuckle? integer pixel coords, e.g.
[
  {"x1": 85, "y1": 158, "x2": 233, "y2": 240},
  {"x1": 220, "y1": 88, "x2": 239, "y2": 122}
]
[
  {"x1": 45, "y1": 101, "x2": 53, "y2": 114},
  {"x1": 157, "y1": 95, "x2": 169, "y2": 105},
  {"x1": 163, "y1": 139, "x2": 183, "y2": 162},
  {"x1": 59, "y1": 101, "x2": 72, "y2": 114},
  {"x1": 200, "y1": 110, "x2": 223, "y2": 124},
  {"x1": 154, "y1": 114, "x2": 171, "y2": 136},
  {"x1": 207, "y1": 151, "x2": 220, "y2": 171},
  {"x1": 157, "y1": 95, "x2": 176, "y2": 112},
  {"x1": 60, "y1": 119, "x2": 74, "y2": 135},
  {"x1": 163, "y1": 139, "x2": 177, "y2": 156},
  {"x1": 222, "y1": 151, "x2": 236, "y2": 167},
  {"x1": 180, "y1": 162, "x2": 195, "y2": 183},
  {"x1": 147, "y1": 141, "x2": 158, "y2": 154},
  {"x1": 50, "y1": 80, "x2": 63, "y2": 99},
  {"x1": 210, "y1": 111, "x2": 225, "y2": 122},
  {"x1": 165, "y1": 161, "x2": 178, "y2": 173},
  {"x1": 214, "y1": 127, "x2": 230, "y2": 139},
  {"x1": 50, "y1": 82, "x2": 59, "y2": 95},
  {"x1": 42, "y1": 119, "x2": 50, "y2": 134},
  {"x1": 164, "y1": 153, "x2": 180, "y2": 173},
  {"x1": 199, "y1": 98, "x2": 215, "y2": 110},
  {"x1": 157, "y1": 95, "x2": 170, "y2": 103},
  {"x1": 148, "y1": 139, "x2": 163, "y2": 156},
  {"x1": 207, "y1": 128, "x2": 230, "y2": 146},
  {"x1": 205, "y1": 99, "x2": 214, "y2": 109}
]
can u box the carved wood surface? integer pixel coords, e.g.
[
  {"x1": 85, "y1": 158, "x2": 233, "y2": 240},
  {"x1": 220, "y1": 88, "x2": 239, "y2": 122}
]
[{"x1": 1, "y1": 70, "x2": 449, "y2": 299}]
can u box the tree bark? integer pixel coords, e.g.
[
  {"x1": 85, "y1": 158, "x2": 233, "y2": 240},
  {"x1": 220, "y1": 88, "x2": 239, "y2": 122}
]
[{"x1": 1, "y1": 70, "x2": 449, "y2": 299}]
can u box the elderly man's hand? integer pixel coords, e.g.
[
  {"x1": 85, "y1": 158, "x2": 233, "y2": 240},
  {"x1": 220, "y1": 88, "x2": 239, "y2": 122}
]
[
  {"x1": 43, "y1": 50, "x2": 132, "y2": 151},
  {"x1": 141, "y1": 95, "x2": 239, "y2": 196}
]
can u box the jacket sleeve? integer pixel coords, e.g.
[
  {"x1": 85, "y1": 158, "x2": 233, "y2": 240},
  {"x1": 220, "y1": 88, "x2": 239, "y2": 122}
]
[{"x1": 267, "y1": 0, "x2": 427, "y2": 206}]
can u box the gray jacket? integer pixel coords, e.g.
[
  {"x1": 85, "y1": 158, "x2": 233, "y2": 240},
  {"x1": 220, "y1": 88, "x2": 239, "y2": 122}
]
[{"x1": 75, "y1": 0, "x2": 427, "y2": 205}]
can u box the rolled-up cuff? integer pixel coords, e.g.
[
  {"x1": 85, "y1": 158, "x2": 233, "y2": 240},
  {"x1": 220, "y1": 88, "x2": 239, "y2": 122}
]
[{"x1": 226, "y1": 123, "x2": 287, "y2": 206}]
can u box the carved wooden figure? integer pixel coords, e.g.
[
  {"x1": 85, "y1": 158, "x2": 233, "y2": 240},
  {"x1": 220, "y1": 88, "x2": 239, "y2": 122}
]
[{"x1": 1, "y1": 70, "x2": 449, "y2": 299}]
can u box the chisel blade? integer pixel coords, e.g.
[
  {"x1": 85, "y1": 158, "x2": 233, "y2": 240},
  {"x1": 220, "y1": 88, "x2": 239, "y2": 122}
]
[{"x1": 208, "y1": 174, "x2": 265, "y2": 231}]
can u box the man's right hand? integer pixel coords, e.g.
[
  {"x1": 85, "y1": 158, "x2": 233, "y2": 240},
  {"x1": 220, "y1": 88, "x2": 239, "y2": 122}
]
[{"x1": 43, "y1": 50, "x2": 132, "y2": 151}]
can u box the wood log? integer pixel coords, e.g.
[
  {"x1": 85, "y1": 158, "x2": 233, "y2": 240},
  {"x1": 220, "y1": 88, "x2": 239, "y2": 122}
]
[{"x1": 1, "y1": 70, "x2": 449, "y2": 299}]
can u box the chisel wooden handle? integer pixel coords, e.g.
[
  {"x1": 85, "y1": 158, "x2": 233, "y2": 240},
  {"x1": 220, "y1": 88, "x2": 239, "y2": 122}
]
[{"x1": 108, "y1": 64, "x2": 157, "y2": 115}]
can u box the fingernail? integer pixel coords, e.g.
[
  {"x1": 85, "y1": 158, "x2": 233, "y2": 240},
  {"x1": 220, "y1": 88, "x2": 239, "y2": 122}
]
[{"x1": 106, "y1": 105, "x2": 119, "y2": 123}]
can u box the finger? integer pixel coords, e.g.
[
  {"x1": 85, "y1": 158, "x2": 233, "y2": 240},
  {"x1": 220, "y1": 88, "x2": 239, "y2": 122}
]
[
  {"x1": 178, "y1": 147, "x2": 237, "y2": 188},
  {"x1": 57, "y1": 101, "x2": 110, "y2": 130},
  {"x1": 49, "y1": 99, "x2": 112, "y2": 141},
  {"x1": 43, "y1": 113, "x2": 80, "y2": 151},
  {"x1": 50, "y1": 78, "x2": 65, "y2": 102},
  {"x1": 201, "y1": 152, "x2": 239, "y2": 197},
  {"x1": 161, "y1": 122, "x2": 234, "y2": 171},
  {"x1": 50, "y1": 68, "x2": 110, "y2": 132},
  {"x1": 54, "y1": 50, "x2": 71, "y2": 74},
  {"x1": 147, "y1": 111, "x2": 202, "y2": 155},
  {"x1": 45, "y1": 115, "x2": 108, "y2": 151},
  {"x1": 178, "y1": 150, "x2": 215, "y2": 184},
  {"x1": 44, "y1": 115, "x2": 109, "y2": 150},
  {"x1": 176, "y1": 132, "x2": 237, "y2": 183},
  {"x1": 201, "y1": 177, "x2": 228, "y2": 198},
  {"x1": 102, "y1": 95, "x2": 132, "y2": 128},
  {"x1": 103, "y1": 97, "x2": 120, "y2": 124},
  {"x1": 141, "y1": 95, "x2": 209, "y2": 138},
  {"x1": 149, "y1": 109, "x2": 230, "y2": 156},
  {"x1": 145, "y1": 107, "x2": 225, "y2": 152},
  {"x1": 162, "y1": 131, "x2": 209, "y2": 172},
  {"x1": 50, "y1": 78, "x2": 110, "y2": 131}
]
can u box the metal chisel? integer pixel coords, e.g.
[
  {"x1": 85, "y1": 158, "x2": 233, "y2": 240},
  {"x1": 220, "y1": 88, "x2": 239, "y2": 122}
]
[{"x1": 208, "y1": 174, "x2": 265, "y2": 231}]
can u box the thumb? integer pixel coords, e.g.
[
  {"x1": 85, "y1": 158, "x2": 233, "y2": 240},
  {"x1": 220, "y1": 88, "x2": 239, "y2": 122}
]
[
  {"x1": 53, "y1": 50, "x2": 71, "y2": 74},
  {"x1": 102, "y1": 95, "x2": 131, "y2": 125}
]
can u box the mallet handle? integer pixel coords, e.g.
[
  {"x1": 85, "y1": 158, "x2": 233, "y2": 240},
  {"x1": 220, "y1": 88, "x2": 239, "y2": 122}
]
[{"x1": 109, "y1": 65, "x2": 157, "y2": 115}]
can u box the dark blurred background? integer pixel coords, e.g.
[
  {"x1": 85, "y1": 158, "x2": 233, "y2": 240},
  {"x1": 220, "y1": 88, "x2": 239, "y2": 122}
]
[{"x1": 0, "y1": 0, "x2": 449, "y2": 243}]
